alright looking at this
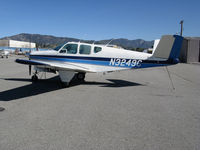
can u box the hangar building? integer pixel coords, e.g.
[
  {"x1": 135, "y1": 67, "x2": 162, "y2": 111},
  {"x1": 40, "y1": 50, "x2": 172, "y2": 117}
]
[
  {"x1": 180, "y1": 37, "x2": 200, "y2": 63},
  {"x1": 0, "y1": 40, "x2": 36, "y2": 48}
]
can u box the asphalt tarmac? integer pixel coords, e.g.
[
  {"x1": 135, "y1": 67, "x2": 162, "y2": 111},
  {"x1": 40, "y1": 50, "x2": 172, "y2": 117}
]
[{"x1": 0, "y1": 55, "x2": 200, "y2": 150}]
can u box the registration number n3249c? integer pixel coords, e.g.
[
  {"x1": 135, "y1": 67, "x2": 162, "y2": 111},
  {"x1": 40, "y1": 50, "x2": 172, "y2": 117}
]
[{"x1": 109, "y1": 58, "x2": 142, "y2": 67}]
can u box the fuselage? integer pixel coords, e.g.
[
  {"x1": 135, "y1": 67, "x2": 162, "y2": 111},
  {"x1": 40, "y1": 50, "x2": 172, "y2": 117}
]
[{"x1": 29, "y1": 42, "x2": 153, "y2": 72}]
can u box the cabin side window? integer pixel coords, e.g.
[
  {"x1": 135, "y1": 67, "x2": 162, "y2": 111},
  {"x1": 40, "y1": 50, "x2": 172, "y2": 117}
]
[
  {"x1": 79, "y1": 45, "x2": 91, "y2": 55},
  {"x1": 60, "y1": 44, "x2": 78, "y2": 54},
  {"x1": 94, "y1": 46, "x2": 102, "y2": 53}
]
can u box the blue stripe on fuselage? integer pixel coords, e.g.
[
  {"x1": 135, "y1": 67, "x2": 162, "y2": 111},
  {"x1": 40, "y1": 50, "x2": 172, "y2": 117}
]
[
  {"x1": 30, "y1": 55, "x2": 122, "y2": 68},
  {"x1": 30, "y1": 55, "x2": 173, "y2": 69}
]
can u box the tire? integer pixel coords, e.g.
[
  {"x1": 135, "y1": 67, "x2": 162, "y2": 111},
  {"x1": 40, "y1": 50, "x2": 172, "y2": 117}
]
[
  {"x1": 61, "y1": 82, "x2": 70, "y2": 88},
  {"x1": 31, "y1": 75, "x2": 38, "y2": 82},
  {"x1": 77, "y1": 73, "x2": 85, "y2": 81}
]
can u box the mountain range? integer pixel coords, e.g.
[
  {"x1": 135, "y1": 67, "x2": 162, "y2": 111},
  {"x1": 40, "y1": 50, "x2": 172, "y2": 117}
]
[{"x1": 0, "y1": 33, "x2": 154, "y2": 49}]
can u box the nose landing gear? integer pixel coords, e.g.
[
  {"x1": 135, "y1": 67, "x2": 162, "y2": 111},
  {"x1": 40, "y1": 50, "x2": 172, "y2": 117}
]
[
  {"x1": 31, "y1": 71, "x2": 39, "y2": 82},
  {"x1": 31, "y1": 74, "x2": 38, "y2": 82}
]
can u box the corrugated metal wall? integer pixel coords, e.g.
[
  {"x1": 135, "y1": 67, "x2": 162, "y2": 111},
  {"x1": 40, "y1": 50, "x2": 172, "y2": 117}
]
[
  {"x1": 187, "y1": 39, "x2": 199, "y2": 63},
  {"x1": 180, "y1": 38, "x2": 200, "y2": 63},
  {"x1": 179, "y1": 39, "x2": 188, "y2": 63},
  {"x1": 199, "y1": 41, "x2": 200, "y2": 62},
  {"x1": 0, "y1": 40, "x2": 9, "y2": 47}
]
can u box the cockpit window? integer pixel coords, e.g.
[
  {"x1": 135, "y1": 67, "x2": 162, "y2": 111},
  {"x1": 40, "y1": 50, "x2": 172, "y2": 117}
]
[
  {"x1": 54, "y1": 44, "x2": 63, "y2": 51},
  {"x1": 79, "y1": 45, "x2": 91, "y2": 55},
  {"x1": 60, "y1": 44, "x2": 78, "y2": 54},
  {"x1": 94, "y1": 46, "x2": 102, "y2": 53}
]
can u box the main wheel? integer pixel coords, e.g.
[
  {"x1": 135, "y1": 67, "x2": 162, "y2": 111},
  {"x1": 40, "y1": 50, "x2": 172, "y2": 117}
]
[
  {"x1": 31, "y1": 75, "x2": 38, "y2": 82},
  {"x1": 61, "y1": 82, "x2": 70, "y2": 88},
  {"x1": 77, "y1": 73, "x2": 85, "y2": 81}
]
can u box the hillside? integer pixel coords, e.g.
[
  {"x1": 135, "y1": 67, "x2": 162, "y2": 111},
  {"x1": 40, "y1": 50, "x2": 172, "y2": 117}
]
[{"x1": 1, "y1": 33, "x2": 154, "y2": 49}]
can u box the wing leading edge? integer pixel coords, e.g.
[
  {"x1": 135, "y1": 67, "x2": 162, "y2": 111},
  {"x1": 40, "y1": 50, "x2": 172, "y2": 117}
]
[
  {"x1": 15, "y1": 59, "x2": 92, "y2": 72},
  {"x1": 16, "y1": 59, "x2": 48, "y2": 66}
]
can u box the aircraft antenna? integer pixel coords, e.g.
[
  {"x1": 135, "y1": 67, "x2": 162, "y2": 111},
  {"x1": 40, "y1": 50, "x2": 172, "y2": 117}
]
[{"x1": 105, "y1": 39, "x2": 114, "y2": 46}]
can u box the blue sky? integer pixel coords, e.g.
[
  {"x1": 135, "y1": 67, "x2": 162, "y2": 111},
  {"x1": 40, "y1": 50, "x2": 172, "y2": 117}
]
[{"x1": 0, "y1": 0, "x2": 199, "y2": 40}]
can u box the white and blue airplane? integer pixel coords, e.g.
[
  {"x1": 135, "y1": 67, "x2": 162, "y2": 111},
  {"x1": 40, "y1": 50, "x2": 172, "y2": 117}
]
[{"x1": 16, "y1": 35, "x2": 183, "y2": 87}]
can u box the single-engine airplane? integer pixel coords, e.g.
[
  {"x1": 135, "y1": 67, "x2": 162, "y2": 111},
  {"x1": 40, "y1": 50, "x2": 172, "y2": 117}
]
[
  {"x1": 16, "y1": 35, "x2": 183, "y2": 87},
  {"x1": 0, "y1": 49, "x2": 10, "y2": 58}
]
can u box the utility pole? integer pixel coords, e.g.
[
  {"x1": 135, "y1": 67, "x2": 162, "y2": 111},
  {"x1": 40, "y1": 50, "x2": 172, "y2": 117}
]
[{"x1": 180, "y1": 20, "x2": 184, "y2": 36}]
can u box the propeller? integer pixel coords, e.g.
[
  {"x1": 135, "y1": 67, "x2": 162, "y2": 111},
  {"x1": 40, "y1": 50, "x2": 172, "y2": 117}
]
[
  {"x1": 28, "y1": 49, "x2": 31, "y2": 76},
  {"x1": 29, "y1": 35, "x2": 32, "y2": 76},
  {"x1": 29, "y1": 64, "x2": 31, "y2": 76}
]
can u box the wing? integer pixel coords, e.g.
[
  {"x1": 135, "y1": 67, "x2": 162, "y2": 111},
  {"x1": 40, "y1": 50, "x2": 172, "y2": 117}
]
[{"x1": 15, "y1": 59, "x2": 93, "y2": 73}]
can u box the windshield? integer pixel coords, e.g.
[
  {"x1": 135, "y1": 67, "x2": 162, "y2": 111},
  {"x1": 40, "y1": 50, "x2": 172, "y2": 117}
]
[{"x1": 53, "y1": 44, "x2": 64, "y2": 51}]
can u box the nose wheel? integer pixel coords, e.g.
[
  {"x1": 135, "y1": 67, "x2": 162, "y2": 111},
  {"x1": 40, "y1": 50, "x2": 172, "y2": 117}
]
[
  {"x1": 31, "y1": 74, "x2": 38, "y2": 82},
  {"x1": 31, "y1": 70, "x2": 39, "y2": 82}
]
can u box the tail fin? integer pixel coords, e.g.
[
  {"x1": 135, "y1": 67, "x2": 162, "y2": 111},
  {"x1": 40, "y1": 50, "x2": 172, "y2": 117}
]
[{"x1": 152, "y1": 35, "x2": 183, "y2": 63}]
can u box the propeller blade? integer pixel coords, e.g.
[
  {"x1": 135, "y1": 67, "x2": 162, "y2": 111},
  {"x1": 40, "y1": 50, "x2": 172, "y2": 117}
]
[{"x1": 29, "y1": 65, "x2": 31, "y2": 76}]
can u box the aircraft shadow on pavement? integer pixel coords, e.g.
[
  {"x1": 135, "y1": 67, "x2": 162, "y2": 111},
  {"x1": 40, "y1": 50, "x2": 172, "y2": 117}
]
[
  {"x1": 71, "y1": 79, "x2": 142, "y2": 88},
  {"x1": 0, "y1": 76, "x2": 62, "y2": 101},
  {"x1": 0, "y1": 76, "x2": 142, "y2": 101}
]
